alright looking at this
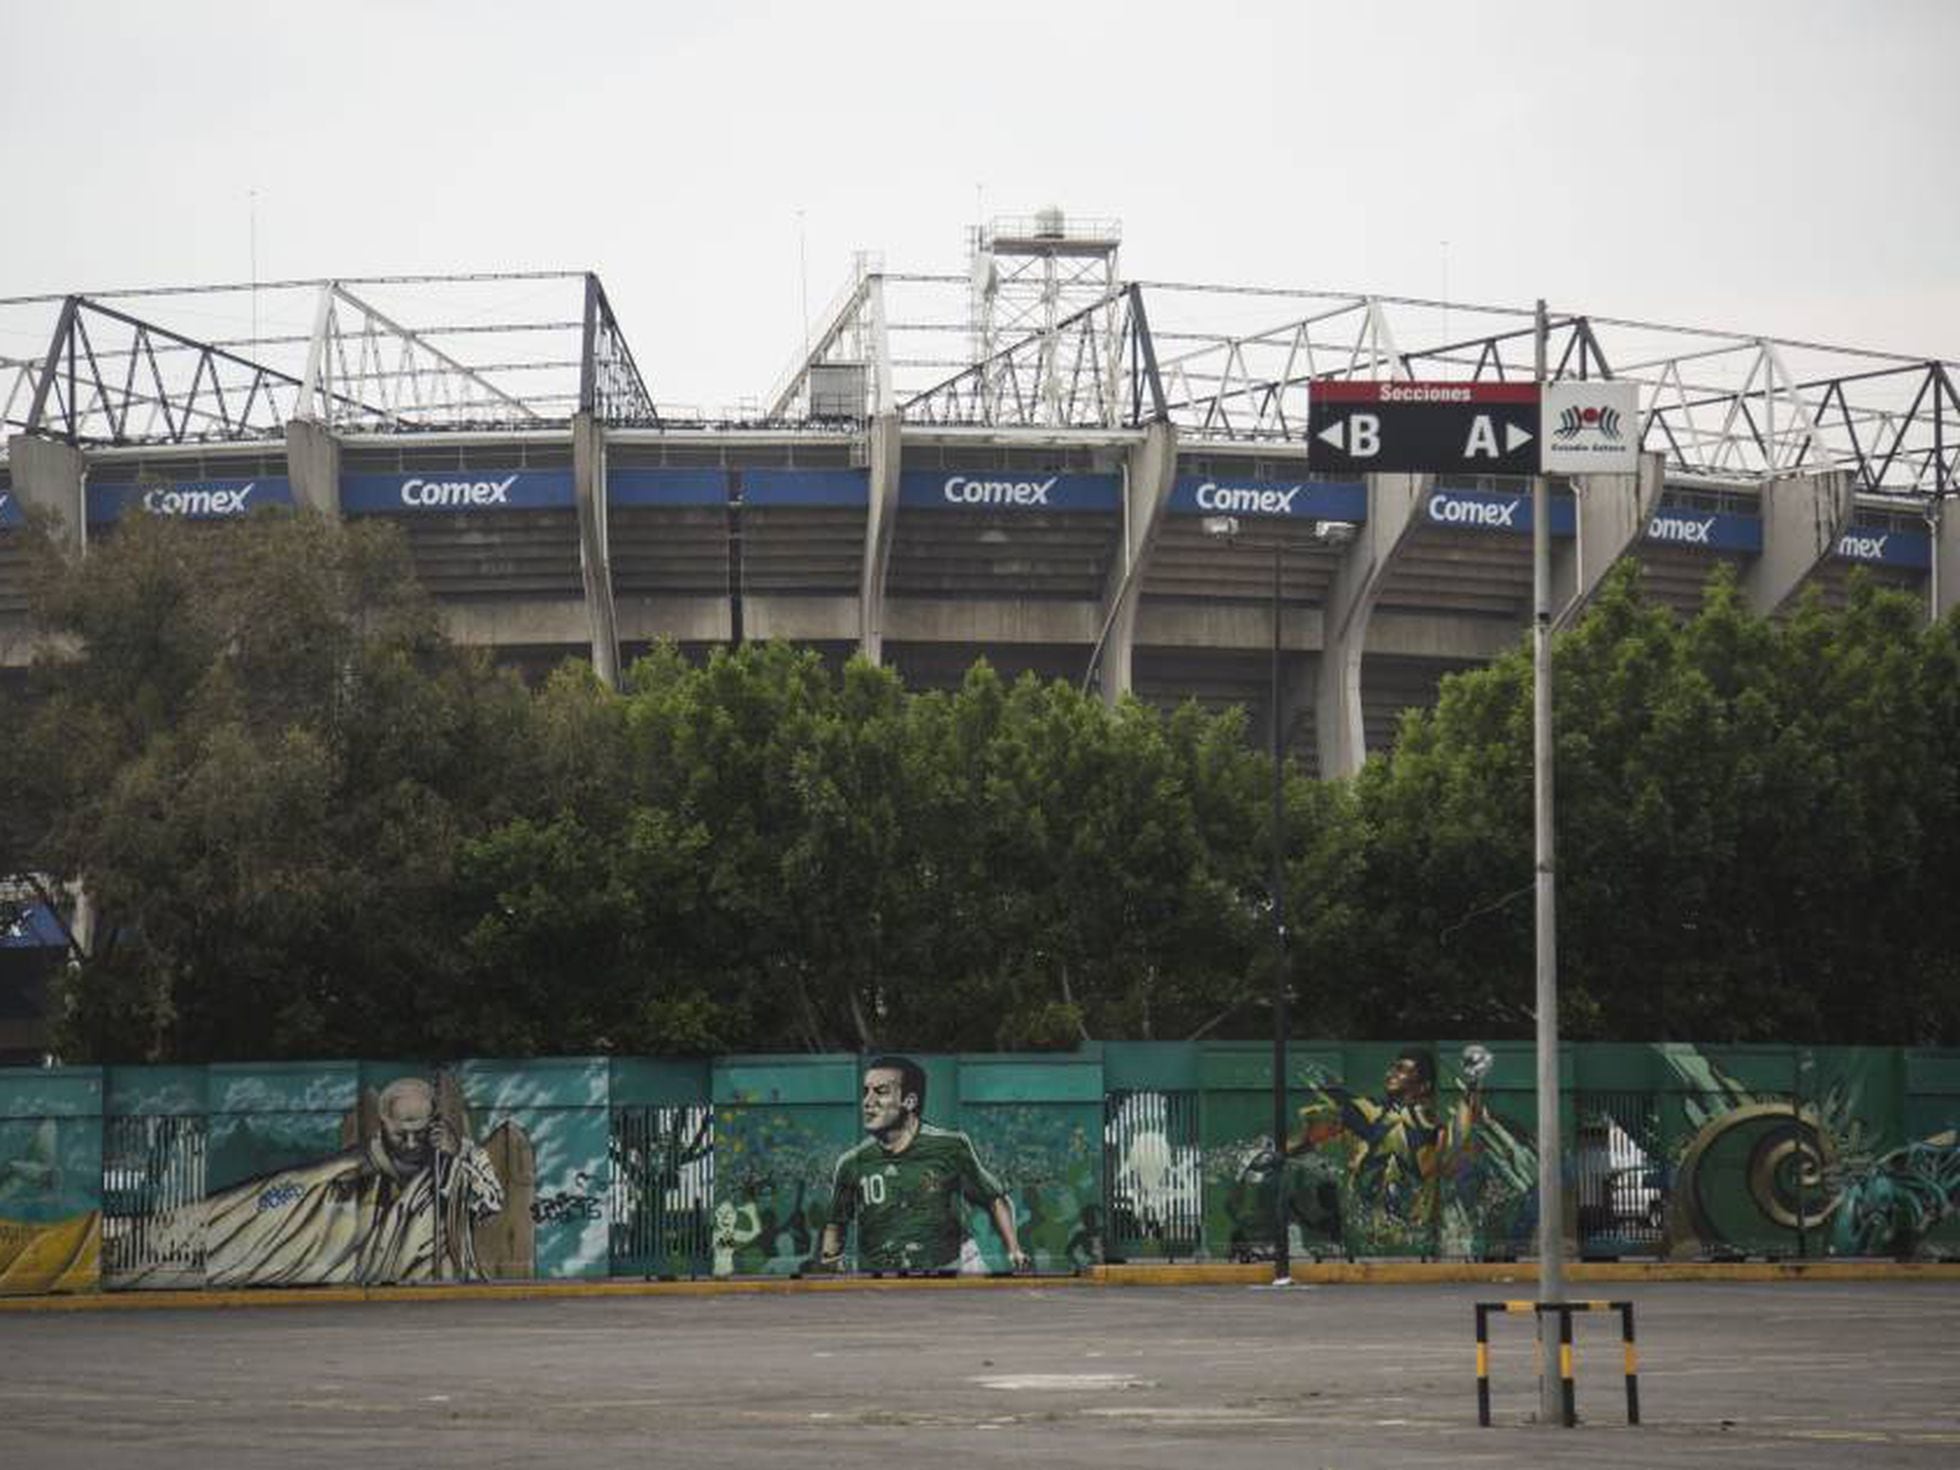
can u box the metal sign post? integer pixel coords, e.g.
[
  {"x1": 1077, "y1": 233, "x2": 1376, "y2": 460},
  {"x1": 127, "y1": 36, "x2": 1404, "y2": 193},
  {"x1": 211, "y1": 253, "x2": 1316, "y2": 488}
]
[{"x1": 1531, "y1": 299, "x2": 1567, "y2": 1426}]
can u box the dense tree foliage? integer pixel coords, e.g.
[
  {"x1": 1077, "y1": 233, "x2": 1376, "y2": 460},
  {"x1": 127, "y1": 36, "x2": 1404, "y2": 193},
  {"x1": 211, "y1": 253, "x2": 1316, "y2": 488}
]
[
  {"x1": 6, "y1": 513, "x2": 1956, "y2": 1061},
  {"x1": 1342, "y1": 563, "x2": 1960, "y2": 1045}
]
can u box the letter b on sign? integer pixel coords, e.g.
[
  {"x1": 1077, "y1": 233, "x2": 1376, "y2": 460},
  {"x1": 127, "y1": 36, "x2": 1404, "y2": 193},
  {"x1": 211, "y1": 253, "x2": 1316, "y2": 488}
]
[{"x1": 1350, "y1": 414, "x2": 1381, "y2": 459}]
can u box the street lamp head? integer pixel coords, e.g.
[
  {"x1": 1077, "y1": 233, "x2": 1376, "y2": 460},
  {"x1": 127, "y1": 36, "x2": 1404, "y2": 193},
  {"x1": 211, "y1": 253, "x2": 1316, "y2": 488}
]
[{"x1": 1201, "y1": 514, "x2": 1242, "y2": 540}]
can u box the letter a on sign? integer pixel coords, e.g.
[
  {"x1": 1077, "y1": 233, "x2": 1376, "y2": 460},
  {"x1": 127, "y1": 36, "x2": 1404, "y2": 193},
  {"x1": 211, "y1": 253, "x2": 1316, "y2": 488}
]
[{"x1": 1464, "y1": 415, "x2": 1500, "y2": 459}]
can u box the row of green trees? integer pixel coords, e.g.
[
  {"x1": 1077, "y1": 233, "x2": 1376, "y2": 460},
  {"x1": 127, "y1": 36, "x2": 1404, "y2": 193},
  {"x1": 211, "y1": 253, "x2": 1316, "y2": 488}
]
[{"x1": 4, "y1": 511, "x2": 1956, "y2": 1062}]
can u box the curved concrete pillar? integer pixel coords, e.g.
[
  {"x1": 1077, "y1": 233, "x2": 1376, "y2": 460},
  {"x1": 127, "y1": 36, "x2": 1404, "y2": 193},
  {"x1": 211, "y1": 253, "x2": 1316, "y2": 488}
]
[
  {"x1": 858, "y1": 414, "x2": 903, "y2": 663},
  {"x1": 1553, "y1": 450, "x2": 1665, "y2": 629},
  {"x1": 1090, "y1": 420, "x2": 1177, "y2": 704},
  {"x1": 1934, "y1": 497, "x2": 1958, "y2": 624},
  {"x1": 1743, "y1": 468, "x2": 1853, "y2": 615},
  {"x1": 284, "y1": 419, "x2": 342, "y2": 517},
  {"x1": 6, "y1": 434, "x2": 87, "y2": 552},
  {"x1": 573, "y1": 411, "x2": 620, "y2": 687},
  {"x1": 1315, "y1": 472, "x2": 1430, "y2": 778}
]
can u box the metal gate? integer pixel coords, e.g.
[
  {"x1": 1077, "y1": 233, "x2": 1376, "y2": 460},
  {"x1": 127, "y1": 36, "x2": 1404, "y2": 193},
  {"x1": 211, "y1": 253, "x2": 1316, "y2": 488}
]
[
  {"x1": 1573, "y1": 1091, "x2": 1666, "y2": 1257},
  {"x1": 608, "y1": 1104, "x2": 713, "y2": 1278},
  {"x1": 1103, "y1": 1089, "x2": 1203, "y2": 1261},
  {"x1": 100, "y1": 1114, "x2": 208, "y2": 1288}
]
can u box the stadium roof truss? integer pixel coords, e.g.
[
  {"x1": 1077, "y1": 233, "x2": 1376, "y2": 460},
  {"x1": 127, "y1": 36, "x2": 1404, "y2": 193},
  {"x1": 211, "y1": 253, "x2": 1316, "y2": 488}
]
[
  {"x1": 0, "y1": 270, "x2": 656, "y2": 449},
  {"x1": 3, "y1": 260, "x2": 1953, "y2": 503},
  {"x1": 778, "y1": 274, "x2": 1957, "y2": 501}
]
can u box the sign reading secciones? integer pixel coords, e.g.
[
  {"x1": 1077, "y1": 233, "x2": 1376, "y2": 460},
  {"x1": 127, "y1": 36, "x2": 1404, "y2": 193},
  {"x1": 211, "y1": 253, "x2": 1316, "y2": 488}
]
[
  {"x1": 1834, "y1": 525, "x2": 1931, "y2": 568},
  {"x1": 340, "y1": 470, "x2": 573, "y2": 515},
  {"x1": 87, "y1": 477, "x2": 295, "y2": 523},
  {"x1": 899, "y1": 471, "x2": 1120, "y2": 512},
  {"x1": 1169, "y1": 476, "x2": 1367, "y2": 522},
  {"x1": 1310, "y1": 382, "x2": 1540, "y2": 476},
  {"x1": 1424, "y1": 487, "x2": 1576, "y2": 537},
  {"x1": 1541, "y1": 381, "x2": 1642, "y2": 475},
  {"x1": 1643, "y1": 509, "x2": 1763, "y2": 554}
]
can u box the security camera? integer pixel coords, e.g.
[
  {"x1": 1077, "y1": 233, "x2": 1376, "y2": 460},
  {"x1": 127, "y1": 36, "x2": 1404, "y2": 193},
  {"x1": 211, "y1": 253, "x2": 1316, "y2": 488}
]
[{"x1": 1313, "y1": 519, "x2": 1358, "y2": 546}]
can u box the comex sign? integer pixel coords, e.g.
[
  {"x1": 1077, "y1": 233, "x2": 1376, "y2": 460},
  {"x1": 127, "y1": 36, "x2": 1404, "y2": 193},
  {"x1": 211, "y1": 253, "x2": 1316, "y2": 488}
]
[
  {"x1": 339, "y1": 470, "x2": 573, "y2": 514},
  {"x1": 899, "y1": 471, "x2": 1120, "y2": 512},
  {"x1": 942, "y1": 475, "x2": 1058, "y2": 507},
  {"x1": 1169, "y1": 477, "x2": 1368, "y2": 522},
  {"x1": 1193, "y1": 481, "x2": 1302, "y2": 516},
  {"x1": 1426, "y1": 489, "x2": 1575, "y2": 536},
  {"x1": 143, "y1": 484, "x2": 257, "y2": 515},
  {"x1": 399, "y1": 475, "x2": 519, "y2": 508},
  {"x1": 87, "y1": 477, "x2": 295, "y2": 522}
]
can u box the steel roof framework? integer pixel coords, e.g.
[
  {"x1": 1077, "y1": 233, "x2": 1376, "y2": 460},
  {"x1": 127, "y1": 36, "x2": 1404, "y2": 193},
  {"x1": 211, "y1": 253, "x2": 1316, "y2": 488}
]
[
  {"x1": 827, "y1": 278, "x2": 1956, "y2": 500},
  {"x1": 0, "y1": 271, "x2": 654, "y2": 450},
  {"x1": 2, "y1": 262, "x2": 1952, "y2": 503}
]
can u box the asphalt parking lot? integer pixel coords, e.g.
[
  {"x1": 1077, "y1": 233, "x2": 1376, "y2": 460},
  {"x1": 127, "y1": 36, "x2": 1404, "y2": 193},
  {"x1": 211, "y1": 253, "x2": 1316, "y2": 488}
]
[{"x1": 2, "y1": 1281, "x2": 1956, "y2": 1468}]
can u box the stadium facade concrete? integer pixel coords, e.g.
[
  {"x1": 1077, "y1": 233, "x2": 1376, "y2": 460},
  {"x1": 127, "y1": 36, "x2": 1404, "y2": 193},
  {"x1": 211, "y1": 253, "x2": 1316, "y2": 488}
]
[{"x1": 3, "y1": 419, "x2": 1944, "y2": 776}]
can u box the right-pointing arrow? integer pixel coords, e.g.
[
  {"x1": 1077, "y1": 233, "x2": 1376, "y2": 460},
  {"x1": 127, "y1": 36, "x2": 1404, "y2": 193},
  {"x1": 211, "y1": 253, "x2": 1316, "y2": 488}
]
[
  {"x1": 1317, "y1": 420, "x2": 1346, "y2": 451},
  {"x1": 1506, "y1": 422, "x2": 1534, "y2": 452}
]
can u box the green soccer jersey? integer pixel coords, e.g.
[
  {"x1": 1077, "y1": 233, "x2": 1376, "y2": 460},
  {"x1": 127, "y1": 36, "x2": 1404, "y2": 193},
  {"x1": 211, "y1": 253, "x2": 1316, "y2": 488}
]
[{"x1": 829, "y1": 1124, "x2": 1006, "y2": 1271}]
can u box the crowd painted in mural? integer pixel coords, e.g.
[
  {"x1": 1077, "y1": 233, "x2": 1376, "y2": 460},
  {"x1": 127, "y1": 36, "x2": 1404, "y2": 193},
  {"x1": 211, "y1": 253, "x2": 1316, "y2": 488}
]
[{"x1": 0, "y1": 1043, "x2": 1955, "y2": 1294}]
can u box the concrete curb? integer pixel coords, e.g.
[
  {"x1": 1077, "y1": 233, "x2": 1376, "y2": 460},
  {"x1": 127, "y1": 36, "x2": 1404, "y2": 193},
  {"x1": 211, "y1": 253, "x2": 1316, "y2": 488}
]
[{"x1": 4, "y1": 1258, "x2": 1954, "y2": 1313}]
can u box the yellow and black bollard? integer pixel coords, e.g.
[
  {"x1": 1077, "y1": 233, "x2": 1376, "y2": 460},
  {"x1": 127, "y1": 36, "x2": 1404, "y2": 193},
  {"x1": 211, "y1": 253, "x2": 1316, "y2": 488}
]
[{"x1": 1475, "y1": 1299, "x2": 1639, "y2": 1427}]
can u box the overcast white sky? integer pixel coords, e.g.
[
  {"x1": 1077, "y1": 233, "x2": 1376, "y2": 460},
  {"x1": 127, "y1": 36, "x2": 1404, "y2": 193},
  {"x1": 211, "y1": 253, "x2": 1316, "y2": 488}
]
[{"x1": 2, "y1": 0, "x2": 1954, "y2": 407}]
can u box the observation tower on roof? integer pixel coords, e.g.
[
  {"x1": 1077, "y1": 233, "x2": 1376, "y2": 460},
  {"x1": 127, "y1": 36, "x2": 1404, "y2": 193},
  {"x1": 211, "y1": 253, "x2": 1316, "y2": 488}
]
[{"x1": 968, "y1": 208, "x2": 1124, "y2": 427}]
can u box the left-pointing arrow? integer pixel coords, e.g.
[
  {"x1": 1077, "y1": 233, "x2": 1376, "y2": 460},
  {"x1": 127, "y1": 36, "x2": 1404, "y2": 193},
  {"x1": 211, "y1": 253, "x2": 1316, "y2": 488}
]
[{"x1": 1317, "y1": 419, "x2": 1347, "y2": 451}]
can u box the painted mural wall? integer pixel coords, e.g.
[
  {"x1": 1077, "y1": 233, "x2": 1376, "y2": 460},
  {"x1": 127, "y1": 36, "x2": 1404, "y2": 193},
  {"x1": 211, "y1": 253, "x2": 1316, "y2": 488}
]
[{"x1": 0, "y1": 1043, "x2": 1955, "y2": 1295}]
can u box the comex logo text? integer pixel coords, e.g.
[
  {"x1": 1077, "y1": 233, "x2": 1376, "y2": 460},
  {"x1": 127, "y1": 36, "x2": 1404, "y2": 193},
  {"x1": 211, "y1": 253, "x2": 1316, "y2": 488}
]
[
  {"x1": 942, "y1": 475, "x2": 1056, "y2": 507},
  {"x1": 1194, "y1": 482, "x2": 1301, "y2": 516},
  {"x1": 1648, "y1": 514, "x2": 1716, "y2": 545},
  {"x1": 142, "y1": 483, "x2": 256, "y2": 516},
  {"x1": 401, "y1": 475, "x2": 519, "y2": 507},
  {"x1": 1428, "y1": 492, "x2": 1520, "y2": 529}
]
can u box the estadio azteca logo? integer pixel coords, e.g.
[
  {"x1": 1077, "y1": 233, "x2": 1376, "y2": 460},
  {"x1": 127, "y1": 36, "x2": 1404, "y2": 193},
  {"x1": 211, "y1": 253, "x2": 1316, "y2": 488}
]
[{"x1": 1554, "y1": 402, "x2": 1624, "y2": 442}]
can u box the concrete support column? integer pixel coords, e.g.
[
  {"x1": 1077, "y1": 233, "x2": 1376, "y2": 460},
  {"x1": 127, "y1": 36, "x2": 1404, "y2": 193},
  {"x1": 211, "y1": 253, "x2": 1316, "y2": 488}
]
[
  {"x1": 858, "y1": 413, "x2": 903, "y2": 663},
  {"x1": 5, "y1": 434, "x2": 87, "y2": 552},
  {"x1": 1091, "y1": 419, "x2": 1177, "y2": 703},
  {"x1": 1553, "y1": 450, "x2": 1665, "y2": 627},
  {"x1": 1742, "y1": 468, "x2": 1852, "y2": 615},
  {"x1": 1315, "y1": 472, "x2": 1430, "y2": 779},
  {"x1": 1934, "y1": 498, "x2": 1958, "y2": 624},
  {"x1": 284, "y1": 418, "x2": 342, "y2": 516},
  {"x1": 572, "y1": 411, "x2": 621, "y2": 687}
]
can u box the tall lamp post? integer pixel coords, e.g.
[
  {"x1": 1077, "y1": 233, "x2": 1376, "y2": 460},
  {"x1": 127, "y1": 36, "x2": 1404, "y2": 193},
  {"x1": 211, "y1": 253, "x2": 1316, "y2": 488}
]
[{"x1": 1203, "y1": 514, "x2": 1353, "y2": 1284}]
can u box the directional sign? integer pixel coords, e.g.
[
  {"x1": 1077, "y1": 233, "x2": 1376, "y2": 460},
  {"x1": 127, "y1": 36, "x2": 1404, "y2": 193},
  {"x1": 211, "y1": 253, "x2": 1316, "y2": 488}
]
[{"x1": 1308, "y1": 382, "x2": 1540, "y2": 475}]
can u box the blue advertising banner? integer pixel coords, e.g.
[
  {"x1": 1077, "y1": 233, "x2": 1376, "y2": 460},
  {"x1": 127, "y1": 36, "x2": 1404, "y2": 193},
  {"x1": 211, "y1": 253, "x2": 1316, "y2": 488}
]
[
  {"x1": 607, "y1": 468, "x2": 871, "y2": 509},
  {"x1": 899, "y1": 470, "x2": 1121, "y2": 513},
  {"x1": 1644, "y1": 509, "x2": 1764, "y2": 554},
  {"x1": 1835, "y1": 526, "x2": 1931, "y2": 569},
  {"x1": 87, "y1": 477, "x2": 294, "y2": 524},
  {"x1": 743, "y1": 469, "x2": 869, "y2": 508},
  {"x1": 608, "y1": 467, "x2": 726, "y2": 508},
  {"x1": 1424, "y1": 488, "x2": 1575, "y2": 536},
  {"x1": 340, "y1": 470, "x2": 573, "y2": 515},
  {"x1": 0, "y1": 488, "x2": 21, "y2": 529},
  {"x1": 1, "y1": 902, "x2": 66, "y2": 950},
  {"x1": 1169, "y1": 477, "x2": 1368, "y2": 522}
]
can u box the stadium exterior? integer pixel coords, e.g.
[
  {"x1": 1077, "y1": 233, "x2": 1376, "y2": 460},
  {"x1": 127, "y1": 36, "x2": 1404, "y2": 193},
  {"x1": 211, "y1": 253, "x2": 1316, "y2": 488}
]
[{"x1": 3, "y1": 217, "x2": 1956, "y2": 781}]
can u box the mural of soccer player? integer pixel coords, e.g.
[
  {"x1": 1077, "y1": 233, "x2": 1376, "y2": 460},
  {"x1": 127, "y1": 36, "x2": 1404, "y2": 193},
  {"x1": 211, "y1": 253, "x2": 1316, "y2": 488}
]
[
  {"x1": 1285, "y1": 1045, "x2": 1494, "y2": 1231},
  {"x1": 819, "y1": 1055, "x2": 1031, "y2": 1274}
]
